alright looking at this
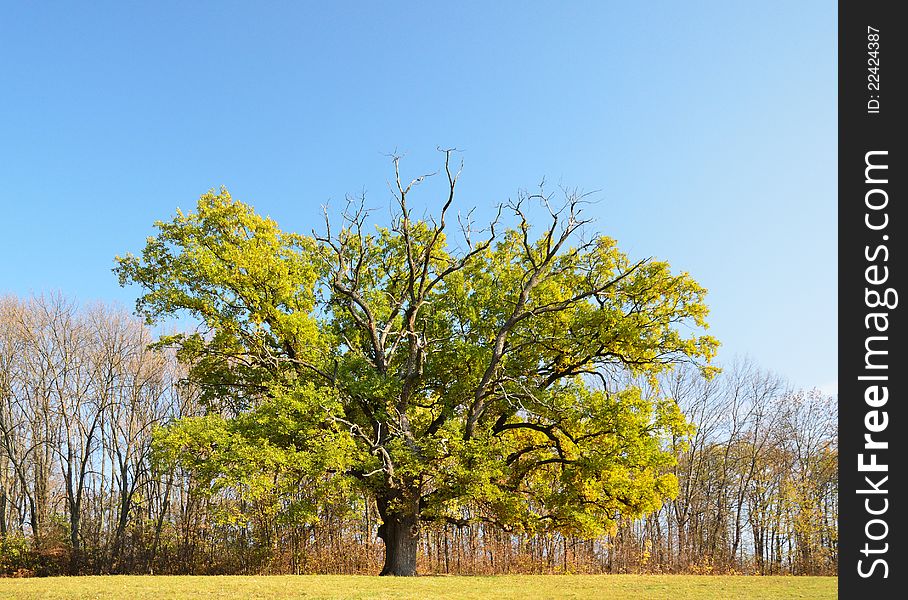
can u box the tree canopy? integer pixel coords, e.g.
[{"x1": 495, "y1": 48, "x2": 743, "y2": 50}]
[{"x1": 115, "y1": 153, "x2": 718, "y2": 575}]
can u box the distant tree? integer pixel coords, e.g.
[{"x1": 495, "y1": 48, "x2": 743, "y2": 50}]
[
  {"x1": 0, "y1": 294, "x2": 171, "y2": 574},
  {"x1": 116, "y1": 152, "x2": 718, "y2": 575}
]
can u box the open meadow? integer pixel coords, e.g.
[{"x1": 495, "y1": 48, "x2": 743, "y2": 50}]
[{"x1": 0, "y1": 575, "x2": 837, "y2": 600}]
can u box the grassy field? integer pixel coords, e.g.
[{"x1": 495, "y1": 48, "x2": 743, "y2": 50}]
[{"x1": 0, "y1": 574, "x2": 836, "y2": 599}]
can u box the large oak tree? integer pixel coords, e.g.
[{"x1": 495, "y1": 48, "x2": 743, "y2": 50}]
[{"x1": 116, "y1": 153, "x2": 717, "y2": 575}]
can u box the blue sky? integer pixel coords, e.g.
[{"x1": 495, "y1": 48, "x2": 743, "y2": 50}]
[{"x1": 0, "y1": 1, "x2": 836, "y2": 392}]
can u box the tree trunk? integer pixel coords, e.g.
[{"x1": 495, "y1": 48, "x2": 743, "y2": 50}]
[
  {"x1": 69, "y1": 502, "x2": 82, "y2": 574},
  {"x1": 0, "y1": 489, "x2": 7, "y2": 536},
  {"x1": 376, "y1": 495, "x2": 419, "y2": 576}
]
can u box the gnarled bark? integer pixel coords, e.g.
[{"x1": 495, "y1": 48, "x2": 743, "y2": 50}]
[{"x1": 376, "y1": 494, "x2": 419, "y2": 576}]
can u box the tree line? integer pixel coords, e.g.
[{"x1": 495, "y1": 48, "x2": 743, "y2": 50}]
[{"x1": 0, "y1": 293, "x2": 835, "y2": 577}]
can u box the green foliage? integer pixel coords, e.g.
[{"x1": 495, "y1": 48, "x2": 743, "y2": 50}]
[
  {"x1": 0, "y1": 534, "x2": 70, "y2": 577},
  {"x1": 0, "y1": 535, "x2": 33, "y2": 576},
  {"x1": 152, "y1": 383, "x2": 358, "y2": 526},
  {"x1": 116, "y1": 188, "x2": 323, "y2": 410},
  {"x1": 117, "y1": 167, "x2": 718, "y2": 540}
]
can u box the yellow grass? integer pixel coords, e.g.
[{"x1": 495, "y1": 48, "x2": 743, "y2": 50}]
[{"x1": 0, "y1": 574, "x2": 836, "y2": 599}]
